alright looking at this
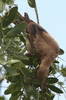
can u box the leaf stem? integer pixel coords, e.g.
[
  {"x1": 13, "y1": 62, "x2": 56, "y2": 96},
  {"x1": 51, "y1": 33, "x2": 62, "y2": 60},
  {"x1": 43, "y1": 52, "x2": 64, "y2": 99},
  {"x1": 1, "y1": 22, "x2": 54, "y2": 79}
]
[{"x1": 34, "y1": 0, "x2": 39, "y2": 24}]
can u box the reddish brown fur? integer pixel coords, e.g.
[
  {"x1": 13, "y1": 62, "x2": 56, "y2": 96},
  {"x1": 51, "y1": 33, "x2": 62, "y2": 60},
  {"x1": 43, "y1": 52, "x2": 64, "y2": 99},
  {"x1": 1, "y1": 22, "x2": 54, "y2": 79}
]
[{"x1": 22, "y1": 13, "x2": 60, "y2": 88}]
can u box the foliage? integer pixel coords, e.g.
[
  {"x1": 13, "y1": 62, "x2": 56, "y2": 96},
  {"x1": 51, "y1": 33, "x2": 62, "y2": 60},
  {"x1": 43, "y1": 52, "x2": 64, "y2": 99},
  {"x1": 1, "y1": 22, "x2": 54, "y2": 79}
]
[
  {"x1": 0, "y1": 96, "x2": 5, "y2": 100},
  {"x1": 0, "y1": 0, "x2": 66, "y2": 100}
]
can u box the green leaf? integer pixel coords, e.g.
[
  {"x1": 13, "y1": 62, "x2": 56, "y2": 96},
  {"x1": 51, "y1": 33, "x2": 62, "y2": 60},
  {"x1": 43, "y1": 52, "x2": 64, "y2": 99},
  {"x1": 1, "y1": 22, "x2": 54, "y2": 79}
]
[
  {"x1": 45, "y1": 90, "x2": 55, "y2": 100},
  {"x1": 48, "y1": 85, "x2": 63, "y2": 93},
  {"x1": 21, "y1": 57, "x2": 30, "y2": 65},
  {"x1": 58, "y1": 82, "x2": 63, "y2": 86},
  {"x1": 2, "y1": 0, "x2": 6, "y2": 3},
  {"x1": 9, "y1": 95, "x2": 19, "y2": 100},
  {"x1": 3, "y1": 28, "x2": 12, "y2": 35},
  {"x1": 0, "y1": 1, "x2": 5, "y2": 13},
  {"x1": 3, "y1": 0, "x2": 14, "y2": 4},
  {"x1": 59, "y1": 48, "x2": 64, "y2": 55},
  {"x1": 5, "y1": 23, "x2": 27, "y2": 38},
  {"x1": 0, "y1": 96, "x2": 5, "y2": 100},
  {"x1": 11, "y1": 90, "x2": 20, "y2": 96},
  {"x1": 6, "y1": 59, "x2": 20, "y2": 65},
  {"x1": 4, "y1": 84, "x2": 15, "y2": 94},
  {"x1": 19, "y1": 35, "x2": 26, "y2": 43},
  {"x1": 0, "y1": 30, "x2": 3, "y2": 45},
  {"x1": 21, "y1": 67, "x2": 31, "y2": 78},
  {"x1": 28, "y1": 0, "x2": 36, "y2": 8},
  {"x1": 6, "y1": 0, "x2": 14, "y2": 5},
  {"x1": 0, "y1": 77, "x2": 4, "y2": 83},
  {"x1": 3, "y1": 65, "x2": 19, "y2": 76},
  {"x1": 2, "y1": 7, "x2": 18, "y2": 27},
  {"x1": 60, "y1": 67, "x2": 66, "y2": 77},
  {"x1": 53, "y1": 60, "x2": 59, "y2": 64},
  {"x1": 6, "y1": 73, "x2": 21, "y2": 83},
  {"x1": 0, "y1": 54, "x2": 5, "y2": 65},
  {"x1": 31, "y1": 79, "x2": 40, "y2": 87},
  {"x1": 5, "y1": 82, "x2": 21, "y2": 98},
  {"x1": 48, "y1": 77, "x2": 58, "y2": 84}
]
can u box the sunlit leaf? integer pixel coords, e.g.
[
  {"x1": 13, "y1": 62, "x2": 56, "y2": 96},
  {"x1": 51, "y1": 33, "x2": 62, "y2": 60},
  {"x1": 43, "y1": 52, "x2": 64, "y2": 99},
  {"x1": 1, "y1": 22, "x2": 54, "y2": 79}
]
[
  {"x1": 5, "y1": 23, "x2": 27, "y2": 38},
  {"x1": 0, "y1": 1, "x2": 5, "y2": 13},
  {"x1": 0, "y1": 59, "x2": 6, "y2": 65},
  {"x1": 6, "y1": 59, "x2": 20, "y2": 65}
]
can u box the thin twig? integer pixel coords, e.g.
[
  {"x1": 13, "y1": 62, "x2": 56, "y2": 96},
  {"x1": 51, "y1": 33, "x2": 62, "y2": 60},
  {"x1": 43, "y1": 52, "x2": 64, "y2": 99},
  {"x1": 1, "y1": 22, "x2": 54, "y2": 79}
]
[
  {"x1": 58, "y1": 57, "x2": 66, "y2": 62},
  {"x1": 34, "y1": 0, "x2": 39, "y2": 24}
]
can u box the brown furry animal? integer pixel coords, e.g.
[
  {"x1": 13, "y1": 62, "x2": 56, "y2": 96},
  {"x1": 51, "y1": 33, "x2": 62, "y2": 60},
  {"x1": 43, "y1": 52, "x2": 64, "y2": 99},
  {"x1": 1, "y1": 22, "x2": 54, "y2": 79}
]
[{"x1": 21, "y1": 13, "x2": 60, "y2": 88}]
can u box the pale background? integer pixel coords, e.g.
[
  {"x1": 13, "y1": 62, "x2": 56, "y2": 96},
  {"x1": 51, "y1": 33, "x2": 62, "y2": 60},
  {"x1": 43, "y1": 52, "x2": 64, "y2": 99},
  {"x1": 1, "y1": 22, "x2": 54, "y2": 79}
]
[{"x1": 1, "y1": 0, "x2": 66, "y2": 100}]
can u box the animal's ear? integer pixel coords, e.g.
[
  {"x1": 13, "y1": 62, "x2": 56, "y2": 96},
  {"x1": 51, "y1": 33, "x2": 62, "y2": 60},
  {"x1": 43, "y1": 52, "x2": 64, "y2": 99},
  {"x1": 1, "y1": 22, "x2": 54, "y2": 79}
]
[{"x1": 24, "y1": 12, "x2": 30, "y2": 21}]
